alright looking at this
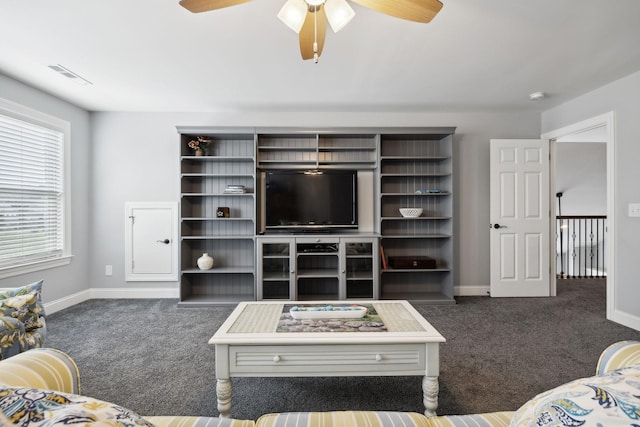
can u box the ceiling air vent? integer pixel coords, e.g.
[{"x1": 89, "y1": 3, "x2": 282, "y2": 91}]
[{"x1": 48, "y1": 64, "x2": 93, "y2": 85}]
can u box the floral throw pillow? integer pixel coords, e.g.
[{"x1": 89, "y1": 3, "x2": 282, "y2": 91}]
[
  {"x1": 509, "y1": 364, "x2": 640, "y2": 427},
  {"x1": 0, "y1": 387, "x2": 156, "y2": 427},
  {"x1": 0, "y1": 281, "x2": 44, "y2": 332}
]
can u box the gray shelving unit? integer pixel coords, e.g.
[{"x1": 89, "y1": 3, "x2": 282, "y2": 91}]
[
  {"x1": 257, "y1": 130, "x2": 377, "y2": 170},
  {"x1": 378, "y1": 129, "x2": 456, "y2": 304},
  {"x1": 178, "y1": 127, "x2": 256, "y2": 306},
  {"x1": 177, "y1": 126, "x2": 455, "y2": 306},
  {"x1": 256, "y1": 235, "x2": 379, "y2": 301}
]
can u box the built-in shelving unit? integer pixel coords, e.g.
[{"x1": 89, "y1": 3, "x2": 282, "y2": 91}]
[
  {"x1": 378, "y1": 130, "x2": 455, "y2": 304},
  {"x1": 257, "y1": 235, "x2": 379, "y2": 301},
  {"x1": 257, "y1": 130, "x2": 377, "y2": 170},
  {"x1": 178, "y1": 127, "x2": 256, "y2": 306},
  {"x1": 178, "y1": 126, "x2": 455, "y2": 306}
]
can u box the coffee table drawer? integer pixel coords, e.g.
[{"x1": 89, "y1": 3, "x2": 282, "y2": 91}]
[{"x1": 228, "y1": 344, "x2": 426, "y2": 376}]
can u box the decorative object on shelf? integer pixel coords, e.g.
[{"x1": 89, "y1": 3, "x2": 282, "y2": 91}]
[
  {"x1": 187, "y1": 136, "x2": 211, "y2": 156},
  {"x1": 399, "y1": 208, "x2": 423, "y2": 217},
  {"x1": 179, "y1": 0, "x2": 443, "y2": 63},
  {"x1": 216, "y1": 207, "x2": 230, "y2": 218},
  {"x1": 224, "y1": 185, "x2": 247, "y2": 194},
  {"x1": 197, "y1": 252, "x2": 214, "y2": 270}
]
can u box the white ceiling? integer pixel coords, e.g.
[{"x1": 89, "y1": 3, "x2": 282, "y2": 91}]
[{"x1": 1, "y1": 0, "x2": 639, "y2": 113}]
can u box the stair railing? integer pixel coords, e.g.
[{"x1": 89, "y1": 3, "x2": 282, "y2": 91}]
[{"x1": 556, "y1": 215, "x2": 607, "y2": 279}]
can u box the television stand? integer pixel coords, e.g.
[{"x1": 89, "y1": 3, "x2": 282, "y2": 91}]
[{"x1": 256, "y1": 234, "x2": 379, "y2": 301}]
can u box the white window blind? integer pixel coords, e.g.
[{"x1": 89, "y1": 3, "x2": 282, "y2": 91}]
[{"x1": 0, "y1": 113, "x2": 65, "y2": 269}]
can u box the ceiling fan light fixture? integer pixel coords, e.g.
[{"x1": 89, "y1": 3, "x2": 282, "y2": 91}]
[
  {"x1": 324, "y1": 0, "x2": 355, "y2": 32},
  {"x1": 278, "y1": 0, "x2": 307, "y2": 33}
]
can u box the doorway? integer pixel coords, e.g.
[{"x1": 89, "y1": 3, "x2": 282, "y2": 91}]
[{"x1": 542, "y1": 112, "x2": 615, "y2": 320}]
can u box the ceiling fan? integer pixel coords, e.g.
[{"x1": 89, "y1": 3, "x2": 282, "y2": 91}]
[{"x1": 179, "y1": 0, "x2": 443, "y2": 63}]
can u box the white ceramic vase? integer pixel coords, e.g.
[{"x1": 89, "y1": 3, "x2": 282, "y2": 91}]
[{"x1": 197, "y1": 252, "x2": 214, "y2": 270}]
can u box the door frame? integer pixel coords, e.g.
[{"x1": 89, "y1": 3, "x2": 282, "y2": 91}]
[{"x1": 541, "y1": 111, "x2": 615, "y2": 320}]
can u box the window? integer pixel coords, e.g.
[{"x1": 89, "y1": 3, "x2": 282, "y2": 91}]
[{"x1": 0, "y1": 98, "x2": 71, "y2": 278}]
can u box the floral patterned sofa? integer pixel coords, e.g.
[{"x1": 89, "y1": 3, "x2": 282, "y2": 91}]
[
  {"x1": 1, "y1": 341, "x2": 639, "y2": 427},
  {"x1": 0, "y1": 280, "x2": 46, "y2": 361}
]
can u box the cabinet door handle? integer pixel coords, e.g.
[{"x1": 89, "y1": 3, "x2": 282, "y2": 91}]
[
  {"x1": 375, "y1": 354, "x2": 383, "y2": 361},
  {"x1": 273, "y1": 355, "x2": 281, "y2": 363}
]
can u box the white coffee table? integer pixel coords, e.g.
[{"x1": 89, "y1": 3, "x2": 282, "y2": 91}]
[{"x1": 209, "y1": 300, "x2": 445, "y2": 418}]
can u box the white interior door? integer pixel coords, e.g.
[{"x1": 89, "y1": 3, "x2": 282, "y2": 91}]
[
  {"x1": 125, "y1": 202, "x2": 178, "y2": 281},
  {"x1": 490, "y1": 139, "x2": 550, "y2": 297}
]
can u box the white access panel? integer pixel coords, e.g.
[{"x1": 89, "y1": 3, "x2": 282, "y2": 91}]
[{"x1": 125, "y1": 202, "x2": 178, "y2": 281}]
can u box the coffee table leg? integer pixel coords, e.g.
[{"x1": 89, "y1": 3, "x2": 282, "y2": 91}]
[
  {"x1": 422, "y1": 376, "x2": 438, "y2": 417},
  {"x1": 216, "y1": 379, "x2": 232, "y2": 418}
]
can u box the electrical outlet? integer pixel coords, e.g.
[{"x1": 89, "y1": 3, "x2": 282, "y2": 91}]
[
  {"x1": 629, "y1": 203, "x2": 640, "y2": 217},
  {"x1": 105, "y1": 265, "x2": 113, "y2": 276}
]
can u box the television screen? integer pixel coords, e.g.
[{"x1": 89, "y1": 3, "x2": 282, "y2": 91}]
[{"x1": 265, "y1": 170, "x2": 358, "y2": 231}]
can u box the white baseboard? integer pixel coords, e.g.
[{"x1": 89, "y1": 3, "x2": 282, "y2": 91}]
[
  {"x1": 611, "y1": 308, "x2": 640, "y2": 331},
  {"x1": 44, "y1": 287, "x2": 180, "y2": 315},
  {"x1": 455, "y1": 285, "x2": 490, "y2": 296},
  {"x1": 43, "y1": 290, "x2": 92, "y2": 314}
]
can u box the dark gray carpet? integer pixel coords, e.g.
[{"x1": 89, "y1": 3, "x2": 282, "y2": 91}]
[{"x1": 46, "y1": 279, "x2": 640, "y2": 420}]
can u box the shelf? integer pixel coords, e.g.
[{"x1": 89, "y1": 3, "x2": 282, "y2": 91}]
[
  {"x1": 320, "y1": 147, "x2": 375, "y2": 152},
  {"x1": 181, "y1": 173, "x2": 254, "y2": 178},
  {"x1": 380, "y1": 173, "x2": 451, "y2": 177},
  {"x1": 182, "y1": 267, "x2": 255, "y2": 274},
  {"x1": 381, "y1": 216, "x2": 452, "y2": 221},
  {"x1": 181, "y1": 156, "x2": 254, "y2": 162},
  {"x1": 381, "y1": 192, "x2": 451, "y2": 196},
  {"x1": 257, "y1": 146, "x2": 317, "y2": 151},
  {"x1": 182, "y1": 235, "x2": 254, "y2": 240},
  {"x1": 181, "y1": 193, "x2": 254, "y2": 197},
  {"x1": 381, "y1": 268, "x2": 450, "y2": 273},
  {"x1": 297, "y1": 269, "x2": 339, "y2": 277},
  {"x1": 381, "y1": 156, "x2": 449, "y2": 161},
  {"x1": 182, "y1": 217, "x2": 254, "y2": 221},
  {"x1": 381, "y1": 234, "x2": 451, "y2": 239}
]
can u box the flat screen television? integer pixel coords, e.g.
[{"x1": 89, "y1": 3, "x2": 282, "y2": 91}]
[{"x1": 265, "y1": 170, "x2": 358, "y2": 231}]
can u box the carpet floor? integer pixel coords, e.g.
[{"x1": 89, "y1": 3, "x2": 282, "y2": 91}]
[{"x1": 46, "y1": 279, "x2": 640, "y2": 420}]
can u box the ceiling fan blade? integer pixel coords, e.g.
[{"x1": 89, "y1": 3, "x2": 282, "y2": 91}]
[
  {"x1": 179, "y1": 0, "x2": 252, "y2": 13},
  {"x1": 299, "y1": 6, "x2": 327, "y2": 61},
  {"x1": 350, "y1": 0, "x2": 443, "y2": 23}
]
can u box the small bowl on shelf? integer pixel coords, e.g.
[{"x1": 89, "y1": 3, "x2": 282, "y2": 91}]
[{"x1": 399, "y1": 208, "x2": 423, "y2": 218}]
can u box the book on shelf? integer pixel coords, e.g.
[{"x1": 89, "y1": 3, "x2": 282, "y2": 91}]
[
  {"x1": 224, "y1": 184, "x2": 246, "y2": 194},
  {"x1": 380, "y1": 244, "x2": 388, "y2": 270}
]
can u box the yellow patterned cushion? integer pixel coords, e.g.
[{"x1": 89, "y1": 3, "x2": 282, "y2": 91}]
[
  {"x1": 0, "y1": 386, "x2": 155, "y2": 426},
  {"x1": 0, "y1": 280, "x2": 44, "y2": 332},
  {"x1": 509, "y1": 364, "x2": 640, "y2": 427},
  {"x1": 425, "y1": 412, "x2": 515, "y2": 427},
  {"x1": 147, "y1": 415, "x2": 256, "y2": 427},
  {"x1": 256, "y1": 411, "x2": 431, "y2": 427}
]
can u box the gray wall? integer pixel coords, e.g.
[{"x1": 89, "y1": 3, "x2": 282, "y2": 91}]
[
  {"x1": 556, "y1": 142, "x2": 607, "y2": 216},
  {"x1": 0, "y1": 74, "x2": 92, "y2": 304},
  {"x1": 542, "y1": 70, "x2": 640, "y2": 328},
  {"x1": 90, "y1": 111, "x2": 540, "y2": 296}
]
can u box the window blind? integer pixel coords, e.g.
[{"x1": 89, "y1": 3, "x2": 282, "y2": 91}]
[{"x1": 0, "y1": 113, "x2": 65, "y2": 268}]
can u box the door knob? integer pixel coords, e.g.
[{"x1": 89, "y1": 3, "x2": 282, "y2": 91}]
[
  {"x1": 157, "y1": 239, "x2": 170, "y2": 244},
  {"x1": 492, "y1": 224, "x2": 506, "y2": 229}
]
